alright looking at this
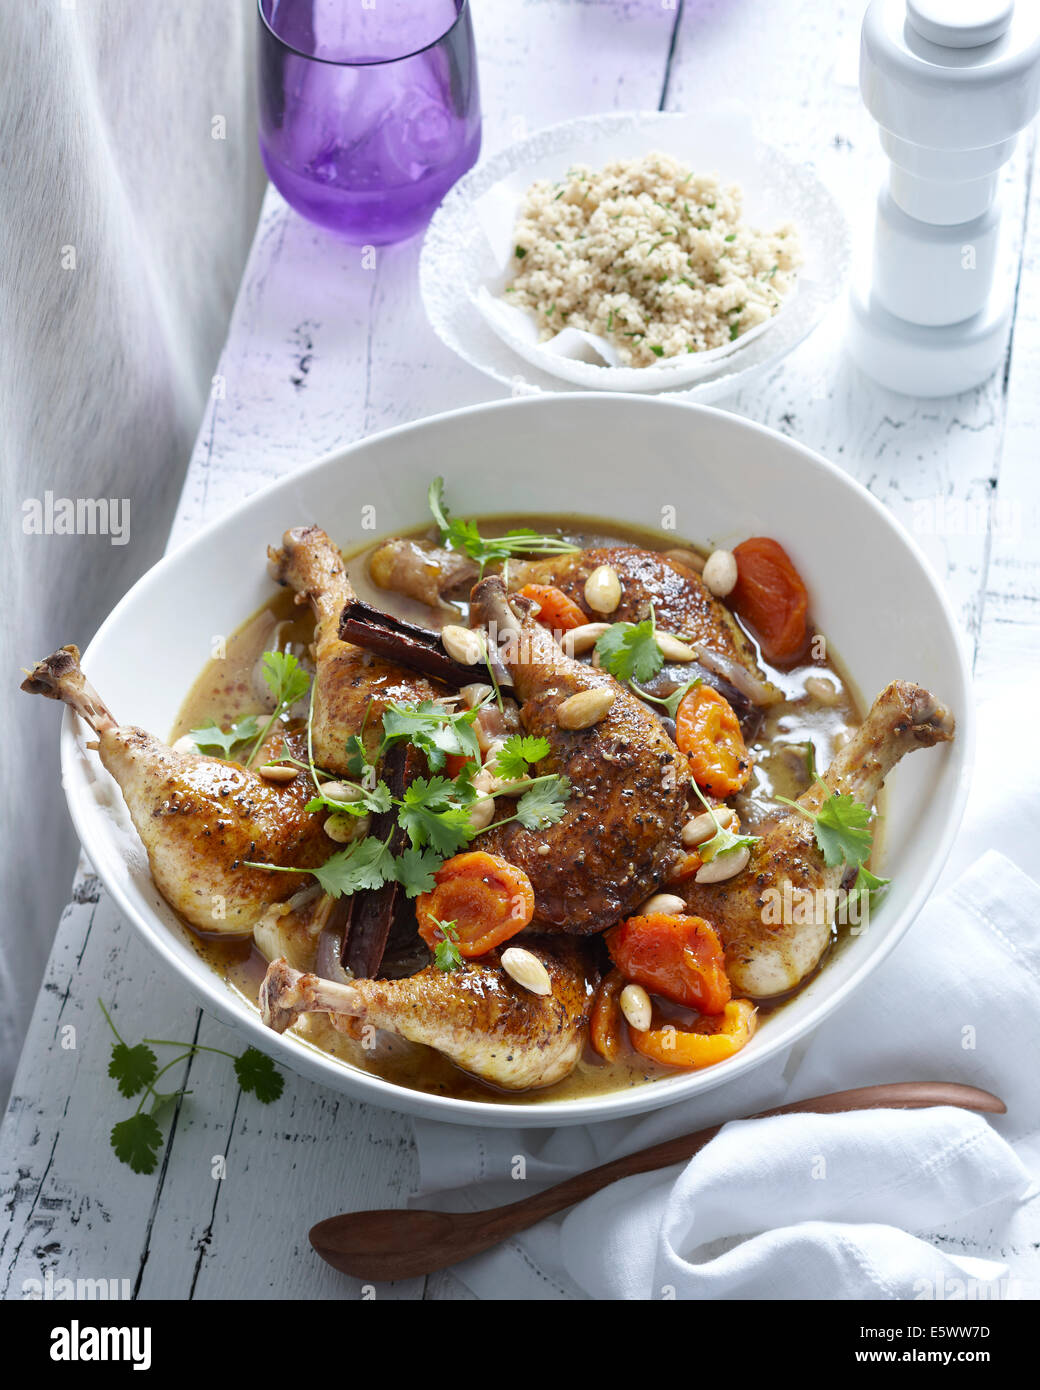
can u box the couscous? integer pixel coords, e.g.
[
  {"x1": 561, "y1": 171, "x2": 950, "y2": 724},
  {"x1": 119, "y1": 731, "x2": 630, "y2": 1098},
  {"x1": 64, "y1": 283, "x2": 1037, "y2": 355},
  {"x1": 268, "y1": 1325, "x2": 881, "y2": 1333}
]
[{"x1": 505, "y1": 152, "x2": 801, "y2": 367}]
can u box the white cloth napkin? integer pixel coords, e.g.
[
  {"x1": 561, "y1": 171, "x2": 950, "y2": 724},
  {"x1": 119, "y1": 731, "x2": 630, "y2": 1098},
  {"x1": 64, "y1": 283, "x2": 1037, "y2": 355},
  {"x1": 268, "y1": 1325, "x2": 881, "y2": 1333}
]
[{"x1": 412, "y1": 677, "x2": 1040, "y2": 1300}]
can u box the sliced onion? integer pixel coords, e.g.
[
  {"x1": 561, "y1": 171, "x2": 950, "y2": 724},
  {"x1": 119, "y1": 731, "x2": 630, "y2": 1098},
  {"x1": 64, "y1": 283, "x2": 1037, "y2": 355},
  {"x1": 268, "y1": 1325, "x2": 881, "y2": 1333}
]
[
  {"x1": 315, "y1": 925, "x2": 354, "y2": 984},
  {"x1": 694, "y1": 646, "x2": 783, "y2": 708}
]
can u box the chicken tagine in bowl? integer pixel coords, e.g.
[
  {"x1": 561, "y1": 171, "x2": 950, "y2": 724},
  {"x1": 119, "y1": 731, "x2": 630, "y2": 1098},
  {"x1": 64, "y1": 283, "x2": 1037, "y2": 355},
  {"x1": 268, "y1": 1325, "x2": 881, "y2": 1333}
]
[{"x1": 25, "y1": 469, "x2": 956, "y2": 1108}]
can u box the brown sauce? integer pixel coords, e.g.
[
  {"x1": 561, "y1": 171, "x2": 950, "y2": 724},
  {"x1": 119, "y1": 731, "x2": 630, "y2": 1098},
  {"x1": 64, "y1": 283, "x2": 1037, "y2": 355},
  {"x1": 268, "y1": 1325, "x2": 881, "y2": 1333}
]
[{"x1": 170, "y1": 517, "x2": 866, "y2": 1104}]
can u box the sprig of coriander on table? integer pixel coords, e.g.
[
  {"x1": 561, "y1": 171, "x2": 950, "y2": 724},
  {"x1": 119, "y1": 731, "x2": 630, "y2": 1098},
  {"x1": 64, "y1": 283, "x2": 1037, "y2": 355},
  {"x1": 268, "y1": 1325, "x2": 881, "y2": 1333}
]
[
  {"x1": 428, "y1": 477, "x2": 580, "y2": 575},
  {"x1": 100, "y1": 1000, "x2": 283, "y2": 1175}
]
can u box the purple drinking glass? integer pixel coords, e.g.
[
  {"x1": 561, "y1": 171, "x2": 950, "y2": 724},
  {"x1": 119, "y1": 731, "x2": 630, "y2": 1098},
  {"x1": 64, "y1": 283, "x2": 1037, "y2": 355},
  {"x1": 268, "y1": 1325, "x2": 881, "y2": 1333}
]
[{"x1": 257, "y1": 0, "x2": 481, "y2": 245}]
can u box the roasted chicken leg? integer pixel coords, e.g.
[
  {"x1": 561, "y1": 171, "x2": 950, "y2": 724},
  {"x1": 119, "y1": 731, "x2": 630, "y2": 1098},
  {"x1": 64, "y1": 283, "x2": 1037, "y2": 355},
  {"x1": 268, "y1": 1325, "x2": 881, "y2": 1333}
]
[
  {"x1": 683, "y1": 680, "x2": 955, "y2": 997},
  {"x1": 260, "y1": 941, "x2": 596, "y2": 1090},
  {"x1": 268, "y1": 525, "x2": 440, "y2": 771},
  {"x1": 469, "y1": 576, "x2": 689, "y2": 934},
  {"x1": 21, "y1": 646, "x2": 331, "y2": 934}
]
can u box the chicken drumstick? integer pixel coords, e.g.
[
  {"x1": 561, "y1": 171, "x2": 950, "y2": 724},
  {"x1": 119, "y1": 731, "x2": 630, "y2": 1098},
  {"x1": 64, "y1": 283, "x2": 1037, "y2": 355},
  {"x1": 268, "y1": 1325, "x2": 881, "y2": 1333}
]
[
  {"x1": 21, "y1": 646, "x2": 330, "y2": 934},
  {"x1": 684, "y1": 680, "x2": 955, "y2": 997}
]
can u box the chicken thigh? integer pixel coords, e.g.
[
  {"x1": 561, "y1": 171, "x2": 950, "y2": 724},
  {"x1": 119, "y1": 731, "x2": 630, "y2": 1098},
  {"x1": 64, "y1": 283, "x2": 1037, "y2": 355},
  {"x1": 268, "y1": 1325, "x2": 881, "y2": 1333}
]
[
  {"x1": 683, "y1": 680, "x2": 955, "y2": 997},
  {"x1": 22, "y1": 646, "x2": 331, "y2": 934},
  {"x1": 469, "y1": 576, "x2": 689, "y2": 934},
  {"x1": 260, "y1": 940, "x2": 596, "y2": 1090}
]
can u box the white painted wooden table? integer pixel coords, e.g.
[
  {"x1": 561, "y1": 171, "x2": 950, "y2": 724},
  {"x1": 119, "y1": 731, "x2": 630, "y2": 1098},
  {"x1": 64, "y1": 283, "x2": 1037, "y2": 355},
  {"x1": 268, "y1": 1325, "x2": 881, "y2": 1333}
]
[{"x1": 4, "y1": 0, "x2": 1039, "y2": 1301}]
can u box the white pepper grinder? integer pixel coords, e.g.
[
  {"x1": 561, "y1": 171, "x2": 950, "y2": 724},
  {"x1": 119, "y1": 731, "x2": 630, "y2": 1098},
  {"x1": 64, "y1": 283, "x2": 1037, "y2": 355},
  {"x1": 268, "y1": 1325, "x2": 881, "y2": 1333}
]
[{"x1": 848, "y1": 0, "x2": 1040, "y2": 396}]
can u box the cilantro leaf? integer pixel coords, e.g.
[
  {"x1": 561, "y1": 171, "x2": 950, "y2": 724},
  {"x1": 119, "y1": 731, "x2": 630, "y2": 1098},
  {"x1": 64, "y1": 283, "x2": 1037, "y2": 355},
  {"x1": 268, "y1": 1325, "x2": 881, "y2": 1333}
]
[
  {"x1": 379, "y1": 700, "x2": 481, "y2": 772},
  {"x1": 393, "y1": 846, "x2": 444, "y2": 898},
  {"x1": 189, "y1": 715, "x2": 260, "y2": 757},
  {"x1": 261, "y1": 649, "x2": 310, "y2": 711},
  {"x1": 847, "y1": 863, "x2": 892, "y2": 910},
  {"x1": 811, "y1": 794, "x2": 874, "y2": 868},
  {"x1": 343, "y1": 734, "x2": 375, "y2": 781},
  {"x1": 779, "y1": 789, "x2": 873, "y2": 870},
  {"x1": 699, "y1": 822, "x2": 760, "y2": 864},
  {"x1": 595, "y1": 616, "x2": 664, "y2": 683},
  {"x1": 233, "y1": 1047, "x2": 284, "y2": 1104},
  {"x1": 428, "y1": 476, "x2": 579, "y2": 574},
  {"x1": 312, "y1": 836, "x2": 397, "y2": 898},
  {"x1": 306, "y1": 779, "x2": 392, "y2": 817},
  {"x1": 108, "y1": 1042, "x2": 158, "y2": 1099},
  {"x1": 514, "y1": 777, "x2": 571, "y2": 830},
  {"x1": 398, "y1": 777, "x2": 478, "y2": 855},
  {"x1": 110, "y1": 1113, "x2": 163, "y2": 1175},
  {"x1": 491, "y1": 734, "x2": 551, "y2": 782},
  {"x1": 430, "y1": 918, "x2": 463, "y2": 972}
]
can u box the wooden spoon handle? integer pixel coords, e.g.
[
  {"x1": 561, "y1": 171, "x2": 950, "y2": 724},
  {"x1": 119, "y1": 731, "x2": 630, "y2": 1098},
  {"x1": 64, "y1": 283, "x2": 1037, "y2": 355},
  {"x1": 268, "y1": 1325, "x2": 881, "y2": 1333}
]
[{"x1": 309, "y1": 1081, "x2": 1005, "y2": 1282}]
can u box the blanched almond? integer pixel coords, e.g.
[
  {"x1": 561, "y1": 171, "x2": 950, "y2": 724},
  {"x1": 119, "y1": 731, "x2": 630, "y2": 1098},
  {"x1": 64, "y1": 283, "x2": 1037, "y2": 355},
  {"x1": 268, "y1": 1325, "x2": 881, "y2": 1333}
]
[
  {"x1": 695, "y1": 844, "x2": 750, "y2": 883},
  {"x1": 702, "y1": 549, "x2": 738, "y2": 598},
  {"x1": 656, "y1": 632, "x2": 697, "y2": 662},
  {"x1": 441, "y1": 624, "x2": 485, "y2": 667},
  {"x1": 639, "y1": 892, "x2": 687, "y2": 916},
  {"x1": 325, "y1": 812, "x2": 370, "y2": 844},
  {"x1": 682, "y1": 807, "x2": 738, "y2": 846},
  {"x1": 620, "y1": 983, "x2": 652, "y2": 1032},
  {"x1": 557, "y1": 687, "x2": 615, "y2": 730},
  {"x1": 565, "y1": 622, "x2": 610, "y2": 655},
  {"x1": 584, "y1": 564, "x2": 622, "y2": 614},
  {"x1": 258, "y1": 763, "x2": 298, "y2": 784},
  {"x1": 318, "y1": 780, "x2": 365, "y2": 804},
  {"x1": 501, "y1": 947, "x2": 552, "y2": 996}
]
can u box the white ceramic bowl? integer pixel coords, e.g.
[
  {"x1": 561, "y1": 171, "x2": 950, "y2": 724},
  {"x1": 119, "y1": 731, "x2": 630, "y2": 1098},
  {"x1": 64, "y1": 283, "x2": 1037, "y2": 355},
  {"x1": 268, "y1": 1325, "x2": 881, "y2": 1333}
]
[
  {"x1": 59, "y1": 395, "x2": 972, "y2": 1127},
  {"x1": 420, "y1": 110, "x2": 850, "y2": 399}
]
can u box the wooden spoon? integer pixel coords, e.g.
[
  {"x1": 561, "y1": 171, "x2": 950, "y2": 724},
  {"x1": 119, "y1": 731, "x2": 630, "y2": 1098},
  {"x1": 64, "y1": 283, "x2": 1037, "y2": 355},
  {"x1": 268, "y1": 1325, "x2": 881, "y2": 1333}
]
[{"x1": 310, "y1": 1081, "x2": 1005, "y2": 1281}]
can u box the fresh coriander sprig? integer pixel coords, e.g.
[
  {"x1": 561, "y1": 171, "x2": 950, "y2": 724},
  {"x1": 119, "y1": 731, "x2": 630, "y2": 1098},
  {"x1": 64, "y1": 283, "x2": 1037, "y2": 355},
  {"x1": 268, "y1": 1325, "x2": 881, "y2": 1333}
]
[
  {"x1": 490, "y1": 733, "x2": 551, "y2": 781},
  {"x1": 377, "y1": 698, "x2": 483, "y2": 772},
  {"x1": 244, "y1": 650, "x2": 311, "y2": 769},
  {"x1": 594, "y1": 607, "x2": 665, "y2": 684},
  {"x1": 247, "y1": 701, "x2": 571, "y2": 899},
  {"x1": 100, "y1": 1000, "x2": 283, "y2": 1175},
  {"x1": 485, "y1": 775, "x2": 572, "y2": 834},
  {"x1": 429, "y1": 477, "x2": 580, "y2": 575},
  {"x1": 189, "y1": 715, "x2": 261, "y2": 758},
  {"x1": 776, "y1": 781, "x2": 889, "y2": 899},
  {"x1": 431, "y1": 918, "x2": 463, "y2": 972}
]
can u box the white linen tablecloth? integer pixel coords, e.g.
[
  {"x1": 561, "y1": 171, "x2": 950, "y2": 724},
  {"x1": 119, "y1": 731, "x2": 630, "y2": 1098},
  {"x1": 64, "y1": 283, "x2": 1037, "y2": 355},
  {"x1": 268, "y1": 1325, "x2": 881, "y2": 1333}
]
[{"x1": 412, "y1": 671, "x2": 1040, "y2": 1300}]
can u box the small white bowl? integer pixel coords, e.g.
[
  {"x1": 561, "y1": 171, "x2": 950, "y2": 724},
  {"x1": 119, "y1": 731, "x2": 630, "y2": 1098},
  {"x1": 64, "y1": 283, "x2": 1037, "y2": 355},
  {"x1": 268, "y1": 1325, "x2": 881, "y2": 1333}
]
[
  {"x1": 58, "y1": 395, "x2": 971, "y2": 1127},
  {"x1": 421, "y1": 109, "x2": 851, "y2": 398}
]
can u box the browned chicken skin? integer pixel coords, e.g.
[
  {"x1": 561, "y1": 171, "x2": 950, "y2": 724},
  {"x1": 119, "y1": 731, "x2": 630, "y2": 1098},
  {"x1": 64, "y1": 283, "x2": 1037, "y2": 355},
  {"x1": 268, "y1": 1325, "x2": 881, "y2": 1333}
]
[
  {"x1": 268, "y1": 525, "x2": 441, "y2": 770},
  {"x1": 370, "y1": 540, "x2": 760, "y2": 671},
  {"x1": 510, "y1": 547, "x2": 760, "y2": 670},
  {"x1": 21, "y1": 647, "x2": 331, "y2": 934},
  {"x1": 469, "y1": 576, "x2": 689, "y2": 935},
  {"x1": 260, "y1": 939, "x2": 596, "y2": 1090},
  {"x1": 684, "y1": 680, "x2": 955, "y2": 997}
]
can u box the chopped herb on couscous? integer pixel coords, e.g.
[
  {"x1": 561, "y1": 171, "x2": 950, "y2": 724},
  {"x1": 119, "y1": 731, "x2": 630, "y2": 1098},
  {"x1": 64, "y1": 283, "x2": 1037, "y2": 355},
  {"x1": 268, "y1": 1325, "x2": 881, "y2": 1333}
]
[{"x1": 506, "y1": 152, "x2": 801, "y2": 368}]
